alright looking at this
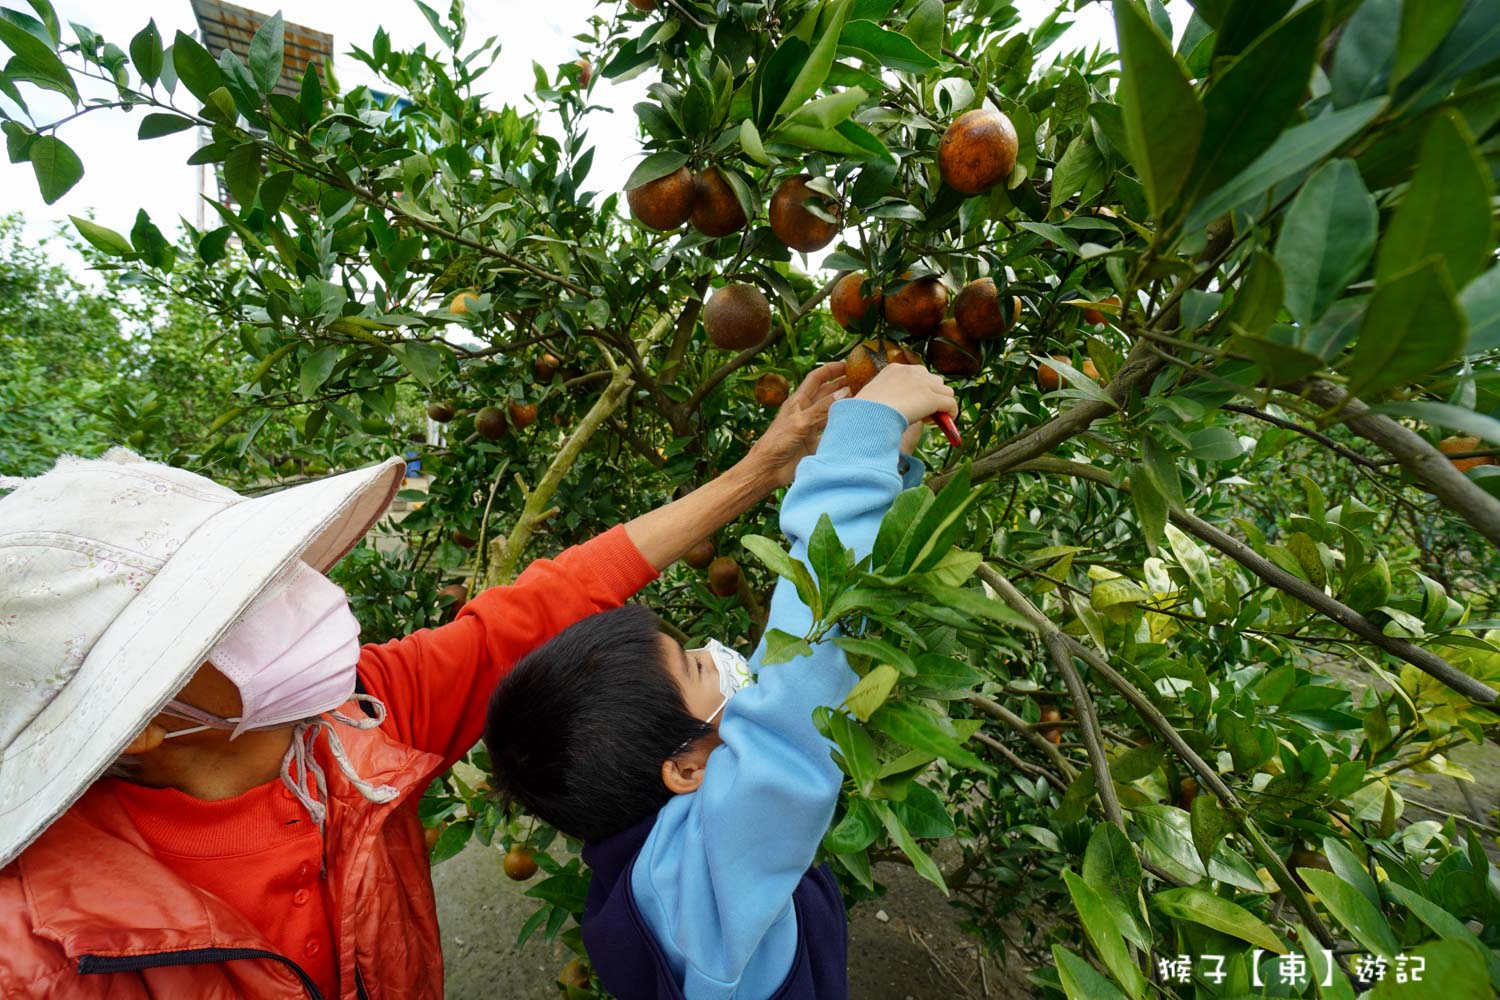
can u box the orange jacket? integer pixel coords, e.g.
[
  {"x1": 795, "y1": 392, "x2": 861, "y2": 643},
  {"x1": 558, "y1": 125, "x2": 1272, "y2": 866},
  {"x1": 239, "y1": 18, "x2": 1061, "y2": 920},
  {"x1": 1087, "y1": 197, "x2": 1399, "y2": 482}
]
[{"x1": 0, "y1": 526, "x2": 657, "y2": 999}]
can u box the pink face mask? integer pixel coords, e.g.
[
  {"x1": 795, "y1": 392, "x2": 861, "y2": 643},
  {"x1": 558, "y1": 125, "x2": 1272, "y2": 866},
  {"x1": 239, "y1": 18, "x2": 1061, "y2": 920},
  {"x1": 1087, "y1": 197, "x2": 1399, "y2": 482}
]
[
  {"x1": 157, "y1": 561, "x2": 362, "y2": 738},
  {"x1": 155, "y1": 561, "x2": 398, "y2": 829}
]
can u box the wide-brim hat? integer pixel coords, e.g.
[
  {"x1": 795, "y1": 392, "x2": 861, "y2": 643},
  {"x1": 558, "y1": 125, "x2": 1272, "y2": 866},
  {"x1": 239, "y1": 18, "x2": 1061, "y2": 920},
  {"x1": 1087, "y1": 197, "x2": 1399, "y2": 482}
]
[{"x1": 0, "y1": 449, "x2": 405, "y2": 866}]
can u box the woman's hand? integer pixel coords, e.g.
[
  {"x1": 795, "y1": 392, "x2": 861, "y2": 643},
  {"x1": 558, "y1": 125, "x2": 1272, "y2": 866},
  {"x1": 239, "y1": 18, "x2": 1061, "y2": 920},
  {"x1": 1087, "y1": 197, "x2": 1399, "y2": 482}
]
[{"x1": 744, "y1": 362, "x2": 849, "y2": 488}]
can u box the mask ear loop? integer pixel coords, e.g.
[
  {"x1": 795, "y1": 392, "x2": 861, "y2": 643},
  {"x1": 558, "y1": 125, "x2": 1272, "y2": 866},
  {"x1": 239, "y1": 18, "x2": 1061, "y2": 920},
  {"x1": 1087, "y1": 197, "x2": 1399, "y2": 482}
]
[{"x1": 279, "y1": 693, "x2": 400, "y2": 856}]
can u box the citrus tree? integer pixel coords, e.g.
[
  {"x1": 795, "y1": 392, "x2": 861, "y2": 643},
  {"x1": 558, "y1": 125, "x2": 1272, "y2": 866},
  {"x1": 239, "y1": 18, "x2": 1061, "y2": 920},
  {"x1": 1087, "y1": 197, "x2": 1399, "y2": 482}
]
[{"x1": 4, "y1": 0, "x2": 1500, "y2": 995}]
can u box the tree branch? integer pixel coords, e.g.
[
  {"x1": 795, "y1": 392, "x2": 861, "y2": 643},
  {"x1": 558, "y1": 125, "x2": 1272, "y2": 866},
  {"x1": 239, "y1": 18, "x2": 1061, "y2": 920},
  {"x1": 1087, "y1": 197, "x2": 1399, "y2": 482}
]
[
  {"x1": 1221, "y1": 403, "x2": 1382, "y2": 470},
  {"x1": 967, "y1": 693, "x2": 1078, "y2": 779},
  {"x1": 1297, "y1": 378, "x2": 1500, "y2": 550}
]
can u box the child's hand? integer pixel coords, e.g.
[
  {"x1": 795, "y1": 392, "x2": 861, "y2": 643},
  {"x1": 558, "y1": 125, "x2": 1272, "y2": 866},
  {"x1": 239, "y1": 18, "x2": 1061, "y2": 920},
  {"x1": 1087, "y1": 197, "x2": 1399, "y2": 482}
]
[
  {"x1": 900, "y1": 419, "x2": 926, "y2": 456},
  {"x1": 858, "y1": 363, "x2": 958, "y2": 427}
]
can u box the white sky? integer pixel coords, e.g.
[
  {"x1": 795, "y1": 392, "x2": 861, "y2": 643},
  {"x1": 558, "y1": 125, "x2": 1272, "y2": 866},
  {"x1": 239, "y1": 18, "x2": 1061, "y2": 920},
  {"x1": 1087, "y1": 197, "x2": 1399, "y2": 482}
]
[{"x1": 0, "y1": 0, "x2": 1134, "y2": 271}]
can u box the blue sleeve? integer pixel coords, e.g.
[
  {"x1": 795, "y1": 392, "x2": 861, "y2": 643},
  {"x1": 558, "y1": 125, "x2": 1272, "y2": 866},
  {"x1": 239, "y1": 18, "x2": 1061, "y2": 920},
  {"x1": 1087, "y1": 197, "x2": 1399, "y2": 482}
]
[{"x1": 630, "y1": 399, "x2": 919, "y2": 999}]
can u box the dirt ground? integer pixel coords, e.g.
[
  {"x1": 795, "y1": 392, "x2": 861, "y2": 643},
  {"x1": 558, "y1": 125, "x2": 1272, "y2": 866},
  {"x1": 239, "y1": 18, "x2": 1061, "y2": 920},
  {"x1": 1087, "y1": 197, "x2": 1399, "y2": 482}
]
[{"x1": 432, "y1": 840, "x2": 1026, "y2": 999}]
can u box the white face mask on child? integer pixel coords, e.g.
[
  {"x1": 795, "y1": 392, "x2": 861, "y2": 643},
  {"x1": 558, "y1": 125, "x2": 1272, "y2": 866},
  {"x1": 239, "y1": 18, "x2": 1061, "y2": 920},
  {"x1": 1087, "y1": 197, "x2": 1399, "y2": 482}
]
[{"x1": 691, "y1": 638, "x2": 753, "y2": 724}]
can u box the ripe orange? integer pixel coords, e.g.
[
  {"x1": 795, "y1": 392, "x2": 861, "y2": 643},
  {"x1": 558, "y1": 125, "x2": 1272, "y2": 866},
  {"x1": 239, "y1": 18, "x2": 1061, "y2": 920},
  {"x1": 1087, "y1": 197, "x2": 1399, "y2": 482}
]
[
  {"x1": 754, "y1": 372, "x2": 790, "y2": 407},
  {"x1": 449, "y1": 290, "x2": 481, "y2": 314},
  {"x1": 707, "y1": 556, "x2": 741, "y2": 597},
  {"x1": 1083, "y1": 296, "x2": 1120, "y2": 326},
  {"x1": 883, "y1": 274, "x2": 948, "y2": 336},
  {"x1": 502, "y1": 844, "x2": 538, "y2": 881},
  {"x1": 704, "y1": 283, "x2": 771, "y2": 350},
  {"x1": 507, "y1": 401, "x2": 538, "y2": 429},
  {"x1": 829, "y1": 272, "x2": 882, "y2": 330},
  {"x1": 627, "y1": 166, "x2": 695, "y2": 231},
  {"x1": 1439, "y1": 435, "x2": 1496, "y2": 473},
  {"x1": 769, "y1": 174, "x2": 840, "y2": 252},
  {"x1": 1038, "y1": 704, "x2": 1063, "y2": 745},
  {"x1": 928, "y1": 319, "x2": 982, "y2": 377},
  {"x1": 938, "y1": 109, "x2": 1018, "y2": 195},
  {"x1": 689, "y1": 166, "x2": 747, "y2": 238},
  {"x1": 534, "y1": 352, "x2": 561, "y2": 382},
  {"x1": 575, "y1": 58, "x2": 593, "y2": 88},
  {"x1": 1036, "y1": 355, "x2": 1071, "y2": 392},
  {"x1": 474, "y1": 406, "x2": 507, "y2": 440},
  {"x1": 952, "y1": 277, "x2": 1021, "y2": 341},
  {"x1": 684, "y1": 538, "x2": 716, "y2": 570},
  {"x1": 426, "y1": 401, "x2": 455, "y2": 423}
]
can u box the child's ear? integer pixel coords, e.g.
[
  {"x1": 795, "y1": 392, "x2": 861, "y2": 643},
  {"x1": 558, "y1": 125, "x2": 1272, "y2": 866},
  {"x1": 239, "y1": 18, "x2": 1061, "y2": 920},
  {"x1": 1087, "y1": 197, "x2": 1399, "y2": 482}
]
[{"x1": 660, "y1": 745, "x2": 711, "y2": 795}]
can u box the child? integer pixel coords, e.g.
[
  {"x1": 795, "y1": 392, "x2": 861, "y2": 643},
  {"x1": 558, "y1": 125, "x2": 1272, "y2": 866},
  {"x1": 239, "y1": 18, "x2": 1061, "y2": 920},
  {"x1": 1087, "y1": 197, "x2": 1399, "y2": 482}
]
[{"x1": 484, "y1": 363, "x2": 957, "y2": 1000}]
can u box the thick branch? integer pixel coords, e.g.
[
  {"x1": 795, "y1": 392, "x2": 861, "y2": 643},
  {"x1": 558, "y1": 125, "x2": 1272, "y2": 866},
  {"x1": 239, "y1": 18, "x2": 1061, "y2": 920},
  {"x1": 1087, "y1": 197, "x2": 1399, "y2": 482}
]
[
  {"x1": 660, "y1": 275, "x2": 711, "y2": 386},
  {"x1": 1297, "y1": 379, "x2": 1500, "y2": 550}
]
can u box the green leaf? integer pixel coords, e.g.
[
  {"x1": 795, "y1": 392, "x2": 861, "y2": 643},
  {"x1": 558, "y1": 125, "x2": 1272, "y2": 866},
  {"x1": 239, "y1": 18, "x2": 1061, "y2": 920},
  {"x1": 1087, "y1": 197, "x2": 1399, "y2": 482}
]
[
  {"x1": 1184, "y1": 98, "x2": 1384, "y2": 235},
  {"x1": 1050, "y1": 136, "x2": 1103, "y2": 214},
  {"x1": 1461, "y1": 267, "x2": 1500, "y2": 354},
  {"x1": 843, "y1": 664, "x2": 900, "y2": 721},
  {"x1": 1367, "y1": 401, "x2": 1500, "y2": 445},
  {"x1": 1129, "y1": 462, "x2": 1167, "y2": 555},
  {"x1": 396, "y1": 341, "x2": 444, "y2": 387},
  {"x1": 1376, "y1": 112, "x2": 1495, "y2": 290},
  {"x1": 1345, "y1": 257, "x2": 1465, "y2": 399},
  {"x1": 299, "y1": 346, "x2": 339, "y2": 397},
  {"x1": 429, "y1": 818, "x2": 473, "y2": 863},
  {"x1": 69, "y1": 216, "x2": 132, "y2": 256},
  {"x1": 867, "y1": 701, "x2": 991, "y2": 772},
  {"x1": 1274, "y1": 159, "x2": 1378, "y2": 326},
  {"x1": 223, "y1": 142, "x2": 262, "y2": 209},
  {"x1": 137, "y1": 112, "x2": 193, "y2": 140},
  {"x1": 740, "y1": 535, "x2": 821, "y2": 620},
  {"x1": 1188, "y1": 795, "x2": 1235, "y2": 873},
  {"x1": 1369, "y1": 940, "x2": 1492, "y2": 1000},
  {"x1": 878, "y1": 802, "x2": 947, "y2": 893},
  {"x1": 1165, "y1": 522, "x2": 1216, "y2": 603},
  {"x1": 903, "y1": 0, "x2": 944, "y2": 57},
  {"x1": 25, "y1": 0, "x2": 58, "y2": 44},
  {"x1": 838, "y1": 19, "x2": 939, "y2": 74},
  {"x1": 785, "y1": 86, "x2": 867, "y2": 130},
  {"x1": 1082, "y1": 824, "x2": 1147, "y2": 947},
  {"x1": 889, "y1": 782, "x2": 955, "y2": 839},
  {"x1": 1151, "y1": 887, "x2": 1286, "y2": 953},
  {"x1": 1052, "y1": 945, "x2": 1129, "y2": 1000},
  {"x1": 1383, "y1": 880, "x2": 1500, "y2": 990},
  {"x1": 247, "y1": 10, "x2": 284, "y2": 95},
  {"x1": 1394, "y1": 0, "x2": 1465, "y2": 85},
  {"x1": 1113, "y1": 0, "x2": 1202, "y2": 219},
  {"x1": 623, "y1": 149, "x2": 688, "y2": 190},
  {"x1": 27, "y1": 135, "x2": 80, "y2": 204},
  {"x1": 738, "y1": 118, "x2": 769, "y2": 165},
  {"x1": 759, "y1": 629, "x2": 813, "y2": 666},
  {"x1": 818, "y1": 707, "x2": 881, "y2": 796},
  {"x1": 1185, "y1": 2, "x2": 1322, "y2": 205},
  {"x1": 896, "y1": 464, "x2": 974, "y2": 573},
  {"x1": 128, "y1": 19, "x2": 162, "y2": 86},
  {"x1": 824, "y1": 798, "x2": 881, "y2": 854},
  {"x1": 1321, "y1": 836, "x2": 1381, "y2": 911},
  {"x1": 831, "y1": 635, "x2": 916, "y2": 675},
  {"x1": 1224, "y1": 250, "x2": 1283, "y2": 338},
  {"x1": 1331, "y1": 0, "x2": 1399, "y2": 107},
  {"x1": 777, "y1": 0, "x2": 851, "y2": 117},
  {"x1": 908, "y1": 653, "x2": 980, "y2": 695},
  {"x1": 0, "y1": 15, "x2": 75, "y2": 103},
  {"x1": 172, "y1": 29, "x2": 223, "y2": 102},
  {"x1": 872, "y1": 487, "x2": 932, "y2": 571},
  {"x1": 1064, "y1": 870, "x2": 1147, "y2": 999},
  {"x1": 1298, "y1": 868, "x2": 1400, "y2": 957}
]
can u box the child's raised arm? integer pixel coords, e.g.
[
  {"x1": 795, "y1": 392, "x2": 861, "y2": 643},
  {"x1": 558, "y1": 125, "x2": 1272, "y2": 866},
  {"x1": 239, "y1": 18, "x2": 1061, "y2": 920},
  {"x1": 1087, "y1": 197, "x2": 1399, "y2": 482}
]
[{"x1": 631, "y1": 365, "x2": 953, "y2": 998}]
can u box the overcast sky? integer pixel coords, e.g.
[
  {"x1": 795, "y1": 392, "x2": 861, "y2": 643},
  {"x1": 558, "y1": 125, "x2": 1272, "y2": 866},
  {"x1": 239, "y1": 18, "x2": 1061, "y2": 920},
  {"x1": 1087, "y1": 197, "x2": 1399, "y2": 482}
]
[{"x1": 0, "y1": 0, "x2": 1135, "y2": 270}]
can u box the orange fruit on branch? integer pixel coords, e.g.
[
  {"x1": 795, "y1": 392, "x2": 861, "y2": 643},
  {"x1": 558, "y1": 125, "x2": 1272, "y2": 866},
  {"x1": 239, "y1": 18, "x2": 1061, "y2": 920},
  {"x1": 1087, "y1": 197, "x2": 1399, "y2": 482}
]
[
  {"x1": 938, "y1": 108, "x2": 1018, "y2": 195},
  {"x1": 507, "y1": 401, "x2": 538, "y2": 429},
  {"x1": 574, "y1": 58, "x2": 593, "y2": 88},
  {"x1": 769, "y1": 174, "x2": 840, "y2": 252},
  {"x1": 558, "y1": 958, "x2": 591, "y2": 989},
  {"x1": 1083, "y1": 296, "x2": 1120, "y2": 326},
  {"x1": 704, "y1": 283, "x2": 771, "y2": 350},
  {"x1": 426, "y1": 400, "x2": 455, "y2": 423},
  {"x1": 882, "y1": 273, "x2": 948, "y2": 336},
  {"x1": 953, "y1": 277, "x2": 1021, "y2": 342},
  {"x1": 707, "y1": 556, "x2": 742, "y2": 597},
  {"x1": 474, "y1": 405, "x2": 508, "y2": 440},
  {"x1": 449, "y1": 289, "x2": 481, "y2": 314},
  {"x1": 533, "y1": 352, "x2": 561, "y2": 382},
  {"x1": 1036, "y1": 355, "x2": 1072, "y2": 392},
  {"x1": 690, "y1": 166, "x2": 747, "y2": 238},
  {"x1": 754, "y1": 372, "x2": 790, "y2": 407},
  {"x1": 502, "y1": 844, "x2": 538, "y2": 881},
  {"x1": 684, "y1": 538, "x2": 716, "y2": 570},
  {"x1": 845, "y1": 338, "x2": 921, "y2": 395},
  {"x1": 829, "y1": 272, "x2": 882, "y2": 330},
  {"x1": 928, "y1": 320, "x2": 982, "y2": 378},
  {"x1": 1439, "y1": 435, "x2": 1496, "y2": 473},
  {"x1": 627, "y1": 165, "x2": 695, "y2": 231}
]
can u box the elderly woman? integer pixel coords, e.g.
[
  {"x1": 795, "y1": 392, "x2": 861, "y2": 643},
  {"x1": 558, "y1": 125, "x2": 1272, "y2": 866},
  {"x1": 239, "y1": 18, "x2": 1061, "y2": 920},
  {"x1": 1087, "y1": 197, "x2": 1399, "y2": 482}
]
[{"x1": 0, "y1": 364, "x2": 844, "y2": 999}]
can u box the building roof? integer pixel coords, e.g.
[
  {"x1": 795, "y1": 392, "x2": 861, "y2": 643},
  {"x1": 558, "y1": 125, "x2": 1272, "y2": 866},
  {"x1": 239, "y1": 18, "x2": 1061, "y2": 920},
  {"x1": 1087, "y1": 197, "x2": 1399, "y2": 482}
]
[{"x1": 189, "y1": 0, "x2": 333, "y2": 97}]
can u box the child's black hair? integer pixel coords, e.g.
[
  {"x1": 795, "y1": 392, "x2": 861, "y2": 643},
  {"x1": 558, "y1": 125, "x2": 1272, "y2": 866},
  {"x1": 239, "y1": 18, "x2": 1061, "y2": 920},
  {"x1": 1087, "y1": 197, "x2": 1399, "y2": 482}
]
[{"x1": 483, "y1": 604, "x2": 714, "y2": 842}]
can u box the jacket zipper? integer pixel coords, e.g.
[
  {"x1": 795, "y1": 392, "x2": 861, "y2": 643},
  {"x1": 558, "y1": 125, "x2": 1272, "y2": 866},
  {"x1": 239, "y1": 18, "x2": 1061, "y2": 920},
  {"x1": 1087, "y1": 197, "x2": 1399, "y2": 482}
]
[{"x1": 78, "y1": 947, "x2": 324, "y2": 999}]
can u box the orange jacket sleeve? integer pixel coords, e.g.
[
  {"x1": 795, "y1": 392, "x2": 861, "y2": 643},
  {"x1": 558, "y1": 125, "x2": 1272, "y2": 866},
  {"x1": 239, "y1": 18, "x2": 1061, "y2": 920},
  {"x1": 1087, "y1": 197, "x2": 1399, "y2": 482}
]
[{"x1": 356, "y1": 525, "x2": 659, "y2": 772}]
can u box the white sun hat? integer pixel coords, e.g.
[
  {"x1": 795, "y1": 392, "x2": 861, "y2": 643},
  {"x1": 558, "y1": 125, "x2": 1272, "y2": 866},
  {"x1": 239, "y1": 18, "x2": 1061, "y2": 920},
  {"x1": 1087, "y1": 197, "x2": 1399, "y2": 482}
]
[{"x1": 0, "y1": 448, "x2": 406, "y2": 867}]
